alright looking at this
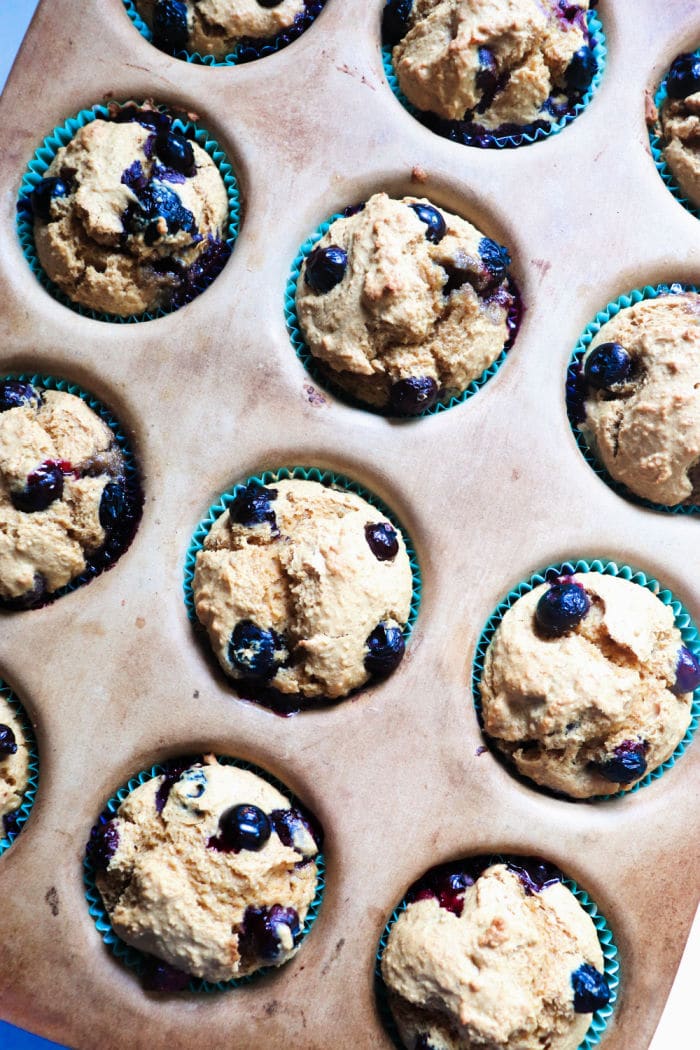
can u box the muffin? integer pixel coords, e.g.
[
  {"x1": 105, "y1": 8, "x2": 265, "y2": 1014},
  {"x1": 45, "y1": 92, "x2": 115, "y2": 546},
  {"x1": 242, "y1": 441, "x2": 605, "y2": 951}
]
[
  {"x1": 295, "y1": 193, "x2": 517, "y2": 414},
  {"x1": 27, "y1": 104, "x2": 230, "y2": 317},
  {"x1": 381, "y1": 859, "x2": 612, "y2": 1050},
  {"x1": 88, "y1": 755, "x2": 321, "y2": 989},
  {"x1": 382, "y1": 0, "x2": 599, "y2": 144},
  {"x1": 0, "y1": 379, "x2": 140, "y2": 609},
  {"x1": 655, "y1": 52, "x2": 700, "y2": 211},
  {"x1": 0, "y1": 695, "x2": 31, "y2": 842},
  {"x1": 192, "y1": 477, "x2": 414, "y2": 708},
  {"x1": 136, "y1": 0, "x2": 304, "y2": 58},
  {"x1": 479, "y1": 571, "x2": 698, "y2": 797},
  {"x1": 578, "y1": 294, "x2": 700, "y2": 506}
]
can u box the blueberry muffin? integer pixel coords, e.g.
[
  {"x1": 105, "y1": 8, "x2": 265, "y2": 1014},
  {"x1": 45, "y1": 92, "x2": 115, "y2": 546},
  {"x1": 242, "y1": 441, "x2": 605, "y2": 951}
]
[
  {"x1": 295, "y1": 193, "x2": 517, "y2": 414},
  {"x1": 654, "y1": 53, "x2": 700, "y2": 210},
  {"x1": 480, "y1": 572, "x2": 698, "y2": 797},
  {"x1": 381, "y1": 859, "x2": 611, "y2": 1050},
  {"x1": 0, "y1": 695, "x2": 31, "y2": 842},
  {"x1": 0, "y1": 380, "x2": 140, "y2": 609},
  {"x1": 88, "y1": 755, "x2": 321, "y2": 989},
  {"x1": 383, "y1": 0, "x2": 599, "y2": 144},
  {"x1": 578, "y1": 294, "x2": 700, "y2": 506},
  {"x1": 193, "y1": 478, "x2": 413, "y2": 708},
  {"x1": 27, "y1": 104, "x2": 230, "y2": 317}
]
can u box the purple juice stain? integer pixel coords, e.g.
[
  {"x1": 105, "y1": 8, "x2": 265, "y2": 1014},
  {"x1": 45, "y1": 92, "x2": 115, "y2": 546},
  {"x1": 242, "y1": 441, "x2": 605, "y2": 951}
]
[
  {"x1": 141, "y1": 955, "x2": 191, "y2": 992},
  {"x1": 121, "y1": 160, "x2": 148, "y2": 194},
  {"x1": 2, "y1": 810, "x2": 20, "y2": 839},
  {"x1": 153, "y1": 162, "x2": 187, "y2": 185},
  {"x1": 86, "y1": 818, "x2": 120, "y2": 871}
]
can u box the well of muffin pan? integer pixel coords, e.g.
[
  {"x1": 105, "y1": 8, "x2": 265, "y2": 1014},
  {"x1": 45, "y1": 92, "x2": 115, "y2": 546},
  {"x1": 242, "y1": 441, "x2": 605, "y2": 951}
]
[{"x1": 0, "y1": 1, "x2": 698, "y2": 1048}]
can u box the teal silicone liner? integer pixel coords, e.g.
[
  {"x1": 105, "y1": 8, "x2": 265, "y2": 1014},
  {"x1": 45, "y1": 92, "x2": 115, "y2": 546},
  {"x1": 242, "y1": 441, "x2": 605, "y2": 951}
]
[
  {"x1": 1, "y1": 371, "x2": 142, "y2": 607},
  {"x1": 0, "y1": 681, "x2": 39, "y2": 857},
  {"x1": 648, "y1": 47, "x2": 700, "y2": 221},
  {"x1": 285, "y1": 214, "x2": 518, "y2": 418},
  {"x1": 566, "y1": 282, "x2": 700, "y2": 515},
  {"x1": 472, "y1": 558, "x2": 700, "y2": 801},
  {"x1": 17, "y1": 102, "x2": 241, "y2": 323},
  {"x1": 381, "y1": 8, "x2": 606, "y2": 149},
  {"x1": 183, "y1": 465, "x2": 422, "y2": 636},
  {"x1": 375, "y1": 856, "x2": 619, "y2": 1050},
  {"x1": 83, "y1": 754, "x2": 326, "y2": 993}
]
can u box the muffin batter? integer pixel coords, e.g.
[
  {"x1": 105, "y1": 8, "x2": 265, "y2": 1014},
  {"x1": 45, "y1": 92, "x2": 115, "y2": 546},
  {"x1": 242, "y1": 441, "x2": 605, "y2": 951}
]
[{"x1": 0, "y1": 696, "x2": 30, "y2": 837}]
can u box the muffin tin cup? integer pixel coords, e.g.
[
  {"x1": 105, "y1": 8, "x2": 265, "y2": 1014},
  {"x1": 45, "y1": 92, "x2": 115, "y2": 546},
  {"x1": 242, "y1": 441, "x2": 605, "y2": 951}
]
[
  {"x1": 648, "y1": 47, "x2": 700, "y2": 221},
  {"x1": 374, "y1": 855, "x2": 620, "y2": 1050},
  {"x1": 285, "y1": 216, "x2": 522, "y2": 418},
  {"x1": 381, "y1": 8, "x2": 606, "y2": 150},
  {"x1": 472, "y1": 558, "x2": 700, "y2": 801},
  {"x1": 565, "y1": 282, "x2": 700, "y2": 515},
  {"x1": 122, "y1": 0, "x2": 329, "y2": 67},
  {"x1": 83, "y1": 754, "x2": 326, "y2": 994},
  {"x1": 17, "y1": 101, "x2": 241, "y2": 323},
  {"x1": 0, "y1": 681, "x2": 40, "y2": 857}
]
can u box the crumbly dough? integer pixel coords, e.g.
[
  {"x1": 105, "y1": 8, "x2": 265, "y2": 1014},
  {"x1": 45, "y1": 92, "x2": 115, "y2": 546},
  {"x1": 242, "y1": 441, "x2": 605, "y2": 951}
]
[
  {"x1": 0, "y1": 389, "x2": 125, "y2": 601},
  {"x1": 581, "y1": 295, "x2": 700, "y2": 506},
  {"x1": 393, "y1": 0, "x2": 590, "y2": 126},
  {"x1": 0, "y1": 696, "x2": 30, "y2": 826},
  {"x1": 96, "y1": 756, "x2": 319, "y2": 982},
  {"x1": 136, "y1": 0, "x2": 305, "y2": 57},
  {"x1": 480, "y1": 573, "x2": 692, "y2": 797},
  {"x1": 659, "y1": 90, "x2": 700, "y2": 209},
  {"x1": 193, "y1": 478, "x2": 413, "y2": 699},
  {"x1": 295, "y1": 193, "x2": 512, "y2": 409},
  {"x1": 382, "y1": 863, "x2": 603, "y2": 1050},
  {"x1": 34, "y1": 116, "x2": 229, "y2": 316}
]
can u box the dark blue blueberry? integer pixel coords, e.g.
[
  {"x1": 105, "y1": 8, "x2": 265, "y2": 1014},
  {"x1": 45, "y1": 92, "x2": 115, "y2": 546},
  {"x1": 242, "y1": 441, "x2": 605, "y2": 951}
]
[
  {"x1": 666, "y1": 53, "x2": 700, "y2": 100},
  {"x1": 155, "y1": 756, "x2": 201, "y2": 814},
  {"x1": 3, "y1": 811, "x2": 20, "y2": 839},
  {"x1": 507, "y1": 859, "x2": 560, "y2": 895},
  {"x1": 124, "y1": 181, "x2": 196, "y2": 243},
  {"x1": 229, "y1": 621, "x2": 286, "y2": 681},
  {"x1": 0, "y1": 381, "x2": 39, "y2": 413},
  {"x1": 179, "y1": 767, "x2": 207, "y2": 799},
  {"x1": 170, "y1": 237, "x2": 232, "y2": 308},
  {"x1": 436, "y1": 872, "x2": 472, "y2": 915},
  {"x1": 30, "y1": 177, "x2": 70, "y2": 222},
  {"x1": 409, "y1": 203, "x2": 446, "y2": 244},
  {"x1": 571, "y1": 962, "x2": 611, "y2": 1013},
  {"x1": 258, "y1": 0, "x2": 286, "y2": 6},
  {"x1": 584, "y1": 342, "x2": 632, "y2": 390},
  {"x1": 86, "y1": 819, "x2": 119, "y2": 872},
  {"x1": 229, "y1": 482, "x2": 278, "y2": 529},
  {"x1": 153, "y1": 0, "x2": 189, "y2": 53},
  {"x1": 343, "y1": 201, "x2": 365, "y2": 218},
  {"x1": 304, "y1": 245, "x2": 348, "y2": 294},
  {"x1": 382, "y1": 0, "x2": 414, "y2": 46},
  {"x1": 155, "y1": 130, "x2": 195, "y2": 177},
  {"x1": 672, "y1": 646, "x2": 700, "y2": 695},
  {"x1": 0, "y1": 724, "x2": 18, "y2": 758},
  {"x1": 596, "y1": 739, "x2": 648, "y2": 785},
  {"x1": 364, "y1": 622, "x2": 405, "y2": 676},
  {"x1": 478, "y1": 237, "x2": 511, "y2": 283},
  {"x1": 365, "y1": 522, "x2": 399, "y2": 561},
  {"x1": 99, "y1": 483, "x2": 130, "y2": 534},
  {"x1": 215, "y1": 804, "x2": 272, "y2": 852},
  {"x1": 389, "y1": 376, "x2": 439, "y2": 415},
  {"x1": 11, "y1": 461, "x2": 64, "y2": 513},
  {"x1": 142, "y1": 956, "x2": 191, "y2": 993},
  {"x1": 121, "y1": 160, "x2": 148, "y2": 194},
  {"x1": 239, "y1": 904, "x2": 301, "y2": 964},
  {"x1": 565, "y1": 46, "x2": 598, "y2": 92},
  {"x1": 536, "y1": 582, "x2": 590, "y2": 637},
  {"x1": 270, "y1": 807, "x2": 321, "y2": 856}
]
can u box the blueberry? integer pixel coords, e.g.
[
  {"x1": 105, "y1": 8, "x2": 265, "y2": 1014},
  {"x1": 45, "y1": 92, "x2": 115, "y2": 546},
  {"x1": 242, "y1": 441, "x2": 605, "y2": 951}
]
[
  {"x1": 124, "y1": 181, "x2": 196, "y2": 242},
  {"x1": 365, "y1": 622, "x2": 405, "y2": 676},
  {"x1": 478, "y1": 237, "x2": 511, "y2": 283},
  {"x1": 270, "y1": 807, "x2": 321, "y2": 856},
  {"x1": 409, "y1": 203, "x2": 446, "y2": 244},
  {"x1": 596, "y1": 740, "x2": 648, "y2": 785},
  {"x1": 365, "y1": 522, "x2": 399, "y2": 561},
  {"x1": 476, "y1": 46, "x2": 498, "y2": 95},
  {"x1": 30, "y1": 177, "x2": 70, "y2": 222},
  {"x1": 257, "y1": 0, "x2": 286, "y2": 6},
  {"x1": 142, "y1": 956, "x2": 191, "y2": 992},
  {"x1": 507, "y1": 859, "x2": 560, "y2": 895},
  {"x1": 0, "y1": 725, "x2": 18, "y2": 758},
  {"x1": 99, "y1": 482, "x2": 130, "y2": 534},
  {"x1": 672, "y1": 646, "x2": 700, "y2": 695},
  {"x1": 217, "y1": 804, "x2": 271, "y2": 852},
  {"x1": 389, "y1": 376, "x2": 439, "y2": 415},
  {"x1": 437, "y1": 872, "x2": 472, "y2": 916},
  {"x1": 565, "y1": 46, "x2": 598, "y2": 92},
  {"x1": 239, "y1": 904, "x2": 301, "y2": 964},
  {"x1": 584, "y1": 342, "x2": 632, "y2": 390},
  {"x1": 155, "y1": 758, "x2": 201, "y2": 814},
  {"x1": 0, "y1": 381, "x2": 39, "y2": 413},
  {"x1": 86, "y1": 819, "x2": 119, "y2": 871},
  {"x1": 155, "y1": 130, "x2": 195, "y2": 177},
  {"x1": 666, "y1": 53, "x2": 700, "y2": 100},
  {"x1": 536, "y1": 582, "x2": 590, "y2": 636},
  {"x1": 382, "y1": 0, "x2": 414, "y2": 47},
  {"x1": 304, "y1": 245, "x2": 348, "y2": 294},
  {"x1": 229, "y1": 482, "x2": 278, "y2": 529},
  {"x1": 153, "y1": 0, "x2": 189, "y2": 53},
  {"x1": 571, "y1": 962, "x2": 611, "y2": 1013},
  {"x1": 229, "y1": 621, "x2": 286, "y2": 680},
  {"x1": 11, "y1": 461, "x2": 64, "y2": 513},
  {"x1": 3, "y1": 811, "x2": 20, "y2": 839}
]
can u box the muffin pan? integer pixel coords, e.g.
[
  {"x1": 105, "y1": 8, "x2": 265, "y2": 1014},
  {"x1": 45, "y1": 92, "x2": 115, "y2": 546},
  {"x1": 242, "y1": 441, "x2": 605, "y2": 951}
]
[{"x1": 0, "y1": 1, "x2": 698, "y2": 1047}]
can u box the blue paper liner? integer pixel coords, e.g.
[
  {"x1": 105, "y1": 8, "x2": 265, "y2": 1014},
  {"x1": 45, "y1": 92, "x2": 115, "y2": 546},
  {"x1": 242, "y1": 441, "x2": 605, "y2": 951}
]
[
  {"x1": 17, "y1": 102, "x2": 241, "y2": 323},
  {"x1": 381, "y1": 8, "x2": 606, "y2": 149},
  {"x1": 84, "y1": 754, "x2": 326, "y2": 993},
  {"x1": 0, "y1": 682, "x2": 39, "y2": 857},
  {"x1": 122, "y1": 0, "x2": 328, "y2": 67},
  {"x1": 472, "y1": 558, "x2": 700, "y2": 801},
  {"x1": 0, "y1": 372, "x2": 143, "y2": 609},
  {"x1": 648, "y1": 47, "x2": 700, "y2": 222},
  {"x1": 376, "y1": 855, "x2": 619, "y2": 1050},
  {"x1": 286, "y1": 214, "x2": 522, "y2": 418},
  {"x1": 565, "y1": 282, "x2": 700, "y2": 515}
]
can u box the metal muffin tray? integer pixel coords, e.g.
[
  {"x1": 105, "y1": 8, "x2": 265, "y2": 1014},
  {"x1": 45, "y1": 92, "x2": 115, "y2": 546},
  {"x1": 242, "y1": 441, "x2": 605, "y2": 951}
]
[{"x1": 0, "y1": 1, "x2": 698, "y2": 1047}]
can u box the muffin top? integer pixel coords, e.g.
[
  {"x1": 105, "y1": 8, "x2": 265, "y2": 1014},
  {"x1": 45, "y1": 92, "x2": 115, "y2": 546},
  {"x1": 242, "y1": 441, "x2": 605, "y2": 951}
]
[
  {"x1": 480, "y1": 572, "x2": 696, "y2": 797},
  {"x1": 580, "y1": 294, "x2": 700, "y2": 506},
  {"x1": 295, "y1": 193, "x2": 515, "y2": 414},
  {"x1": 388, "y1": 0, "x2": 595, "y2": 129},
  {"x1": 29, "y1": 105, "x2": 229, "y2": 317},
  {"x1": 193, "y1": 478, "x2": 414, "y2": 705},
  {"x1": 136, "y1": 0, "x2": 305, "y2": 58},
  {"x1": 0, "y1": 381, "x2": 136, "y2": 608},
  {"x1": 0, "y1": 695, "x2": 31, "y2": 836},
  {"x1": 91, "y1": 756, "x2": 321, "y2": 986},
  {"x1": 381, "y1": 861, "x2": 609, "y2": 1050},
  {"x1": 657, "y1": 52, "x2": 700, "y2": 210}
]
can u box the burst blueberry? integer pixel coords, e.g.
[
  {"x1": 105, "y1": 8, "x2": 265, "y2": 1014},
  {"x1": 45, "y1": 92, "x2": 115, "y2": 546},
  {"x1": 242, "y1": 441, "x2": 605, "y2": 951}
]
[
  {"x1": 0, "y1": 381, "x2": 39, "y2": 413},
  {"x1": 571, "y1": 962, "x2": 611, "y2": 1013},
  {"x1": 99, "y1": 482, "x2": 130, "y2": 534},
  {"x1": 382, "y1": 0, "x2": 414, "y2": 46},
  {"x1": 216, "y1": 804, "x2": 272, "y2": 852},
  {"x1": 86, "y1": 819, "x2": 119, "y2": 871},
  {"x1": 389, "y1": 376, "x2": 439, "y2": 415},
  {"x1": 0, "y1": 724, "x2": 18, "y2": 758},
  {"x1": 666, "y1": 53, "x2": 700, "y2": 100},
  {"x1": 536, "y1": 581, "x2": 590, "y2": 636},
  {"x1": 672, "y1": 646, "x2": 700, "y2": 695},
  {"x1": 153, "y1": 0, "x2": 189, "y2": 53},
  {"x1": 478, "y1": 237, "x2": 511, "y2": 283},
  {"x1": 365, "y1": 522, "x2": 399, "y2": 561},
  {"x1": 584, "y1": 342, "x2": 632, "y2": 390},
  {"x1": 155, "y1": 130, "x2": 195, "y2": 177},
  {"x1": 409, "y1": 203, "x2": 446, "y2": 244},
  {"x1": 229, "y1": 482, "x2": 278, "y2": 529},
  {"x1": 229, "y1": 621, "x2": 286, "y2": 680},
  {"x1": 11, "y1": 461, "x2": 64, "y2": 513},
  {"x1": 507, "y1": 859, "x2": 560, "y2": 894},
  {"x1": 596, "y1": 739, "x2": 647, "y2": 785},
  {"x1": 30, "y1": 177, "x2": 70, "y2": 222},
  {"x1": 304, "y1": 245, "x2": 348, "y2": 294},
  {"x1": 239, "y1": 904, "x2": 301, "y2": 963},
  {"x1": 365, "y1": 622, "x2": 405, "y2": 676},
  {"x1": 565, "y1": 46, "x2": 598, "y2": 92},
  {"x1": 270, "y1": 807, "x2": 321, "y2": 855},
  {"x1": 125, "y1": 180, "x2": 196, "y2": 242}
]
